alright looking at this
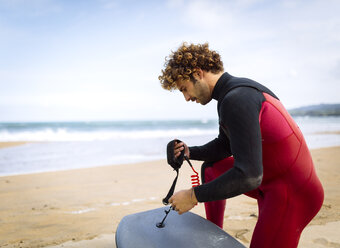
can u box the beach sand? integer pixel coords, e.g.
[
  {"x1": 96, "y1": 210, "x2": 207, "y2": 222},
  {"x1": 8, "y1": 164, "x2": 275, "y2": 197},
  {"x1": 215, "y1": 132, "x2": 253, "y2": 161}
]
[
  {"x1": 0, "y1": 141, "x2": 30, "y2": 149},
  {"x1": 0, "y1": 143, "x2": 339, "y2": 248}
]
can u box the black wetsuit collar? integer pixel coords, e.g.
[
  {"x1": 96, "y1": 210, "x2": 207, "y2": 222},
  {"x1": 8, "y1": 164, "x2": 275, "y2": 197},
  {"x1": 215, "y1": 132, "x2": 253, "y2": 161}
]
[
  {"x1": 212, "y1": 72, "x2": 233, "y2": 102},
  {"x1": 212, "y1": 72, "x2": 278, "y2": 105}
]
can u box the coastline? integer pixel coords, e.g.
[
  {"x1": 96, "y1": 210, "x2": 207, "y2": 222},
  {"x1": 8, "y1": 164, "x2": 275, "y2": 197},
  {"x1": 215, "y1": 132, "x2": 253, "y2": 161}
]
[
  {"x1": 0, "y1": 144, "x2": 339, "y2": 247},
  {"x1": 0, "y1": 141, "x2": 31, "y2": 149}
]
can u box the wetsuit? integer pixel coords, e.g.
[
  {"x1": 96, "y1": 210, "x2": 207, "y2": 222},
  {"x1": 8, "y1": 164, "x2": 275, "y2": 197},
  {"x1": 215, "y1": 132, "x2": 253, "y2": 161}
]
[{"x1": 189, "y1": 72, "x2": 324, "y2": 248}]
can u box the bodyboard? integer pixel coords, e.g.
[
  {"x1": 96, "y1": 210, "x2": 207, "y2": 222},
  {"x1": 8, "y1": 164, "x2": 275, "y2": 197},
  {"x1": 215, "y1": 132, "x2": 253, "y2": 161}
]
[{"x1": 115, "y1": 207, "x2": 245, "y2": 248}]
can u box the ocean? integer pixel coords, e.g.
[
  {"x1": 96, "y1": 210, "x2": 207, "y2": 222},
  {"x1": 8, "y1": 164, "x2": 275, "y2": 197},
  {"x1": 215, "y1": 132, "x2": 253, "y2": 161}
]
[{"x1": 0, "y1": 117, "x2": 340, "y2": 176}]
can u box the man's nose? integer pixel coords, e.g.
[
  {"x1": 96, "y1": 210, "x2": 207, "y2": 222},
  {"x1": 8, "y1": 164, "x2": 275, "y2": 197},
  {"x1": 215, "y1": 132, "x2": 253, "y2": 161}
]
[{"x1": 183, "y1": 92, "x2": 191, "y2": 101}]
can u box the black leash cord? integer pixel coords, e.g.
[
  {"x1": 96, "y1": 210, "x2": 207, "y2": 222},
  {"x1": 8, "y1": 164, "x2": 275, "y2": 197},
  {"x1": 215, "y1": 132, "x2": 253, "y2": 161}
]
[
  {"x1": 156, "y1": 206, "x2": 173, "y2": 228},
  {"x1": 158, "y1": 153, "x2": 200, "y2": 228}
]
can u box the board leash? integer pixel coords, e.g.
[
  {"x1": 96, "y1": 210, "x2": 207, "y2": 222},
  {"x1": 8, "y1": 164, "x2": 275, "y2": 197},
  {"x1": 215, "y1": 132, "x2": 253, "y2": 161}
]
[{"x1": 158, "y1": 140, "x2": 200, "y2": 228}]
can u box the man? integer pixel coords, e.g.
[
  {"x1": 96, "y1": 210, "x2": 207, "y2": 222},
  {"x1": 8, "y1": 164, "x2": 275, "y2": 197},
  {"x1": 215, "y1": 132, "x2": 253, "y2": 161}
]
[{"x1": 158, "y1": 42, "x2": 324, "y2": 248}]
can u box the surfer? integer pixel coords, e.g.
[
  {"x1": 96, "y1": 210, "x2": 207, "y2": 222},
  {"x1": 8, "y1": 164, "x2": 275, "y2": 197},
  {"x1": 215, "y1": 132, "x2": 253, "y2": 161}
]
[{"x1": 158, "y1": 42, "x2": 324, "y2": 248}]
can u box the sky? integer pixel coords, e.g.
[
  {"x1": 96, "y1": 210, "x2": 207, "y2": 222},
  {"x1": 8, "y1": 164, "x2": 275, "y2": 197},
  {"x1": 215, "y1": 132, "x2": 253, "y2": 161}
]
[{"x1": 0, "y1": 0, "x2": 339, "y2": 122}]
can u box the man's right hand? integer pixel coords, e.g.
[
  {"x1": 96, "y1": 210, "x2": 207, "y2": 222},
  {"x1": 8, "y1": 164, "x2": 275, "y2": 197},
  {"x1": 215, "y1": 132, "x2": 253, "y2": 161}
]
[{"x1": 174, "y1": 140, "x2": 190, "y2": 159}]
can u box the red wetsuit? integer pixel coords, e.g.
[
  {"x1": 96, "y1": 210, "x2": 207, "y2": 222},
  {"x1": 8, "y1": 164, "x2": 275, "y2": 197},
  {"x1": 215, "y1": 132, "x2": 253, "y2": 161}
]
[{"x1": 189, "y1": 72, "x2": 324, "y2": 248}]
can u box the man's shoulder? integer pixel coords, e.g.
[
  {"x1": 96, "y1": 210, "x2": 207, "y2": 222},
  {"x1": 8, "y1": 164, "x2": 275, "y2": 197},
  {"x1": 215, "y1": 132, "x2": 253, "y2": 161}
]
[
  {"x1": 221, "y1": 76, "x2": 278, "y2": 102},
  {"x1": 218, "y1": 86, "x2": 263, "y2": 111},
  {"x1": 229, "y1": 76, "x2": 272, "y2": 93}
]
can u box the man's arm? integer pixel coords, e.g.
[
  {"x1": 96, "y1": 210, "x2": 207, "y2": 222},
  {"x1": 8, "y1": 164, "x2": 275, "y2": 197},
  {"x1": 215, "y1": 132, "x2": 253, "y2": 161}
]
[{"x1": 189, "y1": 126, "x2": 231, "y2": 162}]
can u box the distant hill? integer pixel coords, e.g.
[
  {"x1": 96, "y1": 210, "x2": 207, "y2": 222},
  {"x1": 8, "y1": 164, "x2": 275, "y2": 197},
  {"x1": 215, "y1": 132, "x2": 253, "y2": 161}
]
[{"x1": 289, "y1": 104, "x2": 340, "y2": 116}]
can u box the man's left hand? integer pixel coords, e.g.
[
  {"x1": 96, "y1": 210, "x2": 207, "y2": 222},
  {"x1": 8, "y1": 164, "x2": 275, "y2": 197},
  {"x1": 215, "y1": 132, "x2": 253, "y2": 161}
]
[{"x1": 169, "y1": 188, "x2": 198, "y2": 215}]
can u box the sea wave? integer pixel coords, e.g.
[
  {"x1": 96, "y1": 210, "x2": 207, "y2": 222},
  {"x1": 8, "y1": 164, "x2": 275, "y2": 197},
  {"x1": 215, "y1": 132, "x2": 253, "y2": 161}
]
[
  {"x1": 1, "y1": 117, "x2": 340, "y2": 176},
  {"x1": 0, "y1": 128, "x2": 218, "y2": 142}
]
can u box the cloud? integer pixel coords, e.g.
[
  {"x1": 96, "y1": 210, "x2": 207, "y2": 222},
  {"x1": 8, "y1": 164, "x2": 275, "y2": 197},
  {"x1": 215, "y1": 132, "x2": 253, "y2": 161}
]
[
  {"x1": 99, "y1": 0, "x2": 119, "y2": 10},
  {"x1": 331, "y1": 59, "x2": 340, "y2": 78},
  {"x1": 0, "y1": 0, "x2": 62, "y2": 16},
  {"x1": 165, "y1": 0, "x2": 340, "y2": 108},
  {"x1": 1, "y1": 0, "x2": 340, "y2": 121}
]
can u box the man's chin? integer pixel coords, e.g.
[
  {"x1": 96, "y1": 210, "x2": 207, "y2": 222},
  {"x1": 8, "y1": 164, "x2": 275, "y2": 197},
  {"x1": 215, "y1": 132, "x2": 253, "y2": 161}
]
[{"x1": 199, "y1": 98, "x2": 212, "y2": 105}]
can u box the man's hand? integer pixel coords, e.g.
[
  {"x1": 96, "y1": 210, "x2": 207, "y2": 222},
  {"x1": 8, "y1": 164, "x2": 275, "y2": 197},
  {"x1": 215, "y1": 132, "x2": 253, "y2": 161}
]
[
  {"x1": 169, "y1": 188, "x2": 198, "y2": 215},
  {"x1": 174, "y1": 140, "x2": 190, "y2": 159}
]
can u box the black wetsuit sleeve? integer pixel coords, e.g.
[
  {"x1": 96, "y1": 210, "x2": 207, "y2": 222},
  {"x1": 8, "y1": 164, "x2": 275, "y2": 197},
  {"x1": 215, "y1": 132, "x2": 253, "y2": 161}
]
[
  {"x1": 189, "y1": 126, "x2": 231, "y2": 162},
  {"x1": 194, "y1": 87, "x2": 264, "y2": 202}
]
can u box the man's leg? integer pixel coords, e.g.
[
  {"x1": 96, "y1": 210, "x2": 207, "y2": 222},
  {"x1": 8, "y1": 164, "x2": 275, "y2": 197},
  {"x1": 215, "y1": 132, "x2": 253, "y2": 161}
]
[
  {"x1": 249, "y1": 170, "x2": 324, "y2": 248},
  {"x1": 202, "y1": 157, "x2": 234, "y2": 228}
]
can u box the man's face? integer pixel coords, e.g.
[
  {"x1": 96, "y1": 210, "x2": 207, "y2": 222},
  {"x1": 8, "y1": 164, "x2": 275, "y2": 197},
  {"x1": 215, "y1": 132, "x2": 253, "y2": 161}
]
[{"x1": 176, "y1": 78, "x2": 212, "y2": 105}]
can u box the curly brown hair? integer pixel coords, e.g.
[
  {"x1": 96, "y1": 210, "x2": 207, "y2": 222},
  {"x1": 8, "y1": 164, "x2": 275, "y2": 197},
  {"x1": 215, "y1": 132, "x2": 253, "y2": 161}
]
[{"x1": 159, "y1": 42, "x2": 224, "y2": 90}]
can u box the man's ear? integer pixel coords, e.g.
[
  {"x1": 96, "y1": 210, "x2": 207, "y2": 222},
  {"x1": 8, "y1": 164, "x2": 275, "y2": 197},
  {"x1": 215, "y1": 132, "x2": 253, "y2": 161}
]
[{"x1": 193, "y1": 68, "x2": 203, "y2": 80}]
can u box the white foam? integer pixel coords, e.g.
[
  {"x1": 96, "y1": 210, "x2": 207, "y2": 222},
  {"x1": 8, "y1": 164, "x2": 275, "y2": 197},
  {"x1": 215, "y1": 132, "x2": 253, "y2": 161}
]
[
  {"x1": 109, "y1": 196, "x2": 158, "y2": 207},
  {"x1": 110, "y1": 203, "x2": 121, "y2": 206},
  {"x1": 69, "y1": 208, "x2": 96, "y2": 214},
  {"x1": 227, "y1": 215, "x2": 253, "y2": 220},
  {"x1": 0, "y1": 128, "x2": 218, "y2": 142}
]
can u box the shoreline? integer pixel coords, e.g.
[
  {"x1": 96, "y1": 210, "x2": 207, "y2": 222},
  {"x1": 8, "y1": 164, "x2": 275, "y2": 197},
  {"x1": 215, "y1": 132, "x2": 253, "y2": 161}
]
[
  {"x1": 0, "y1": 145, "x2": 339, "y2": 247},
  {"x1": 0, "y1": 157, "x2": 163, "y2": 178},
  {"x1": 1, "y1": 134, "x2": 340, "y2": 178},
  {"x1": 0, "y1": 141, "x2": 32, "y2": 149}
]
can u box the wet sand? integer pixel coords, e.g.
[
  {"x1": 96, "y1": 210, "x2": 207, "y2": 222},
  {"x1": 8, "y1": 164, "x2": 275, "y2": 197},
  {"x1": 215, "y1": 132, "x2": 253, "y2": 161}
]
[
  {"x1": 0, "y1": 143, "x2": 339, "y2": 248},
  {"x1": 0, "y1": 141, "x2": 31, "y2": 149}
]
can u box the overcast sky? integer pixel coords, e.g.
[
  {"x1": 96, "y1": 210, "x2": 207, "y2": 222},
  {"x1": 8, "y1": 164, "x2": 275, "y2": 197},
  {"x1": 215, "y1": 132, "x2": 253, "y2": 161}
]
[{"x1": 0, "y1": 0, "x2": 339, "y2": 122}]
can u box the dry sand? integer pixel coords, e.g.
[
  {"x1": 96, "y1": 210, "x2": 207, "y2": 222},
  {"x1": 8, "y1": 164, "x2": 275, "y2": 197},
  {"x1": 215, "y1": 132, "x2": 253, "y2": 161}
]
[{"x1": 0, "y1": 143, "x2": 339, "y2": 248}]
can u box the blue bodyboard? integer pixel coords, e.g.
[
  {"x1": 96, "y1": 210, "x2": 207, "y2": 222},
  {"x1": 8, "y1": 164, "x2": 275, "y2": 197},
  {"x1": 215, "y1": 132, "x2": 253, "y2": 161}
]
[{"x1": 116, "y1": 207, "x2": 245, "y2": 248}]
